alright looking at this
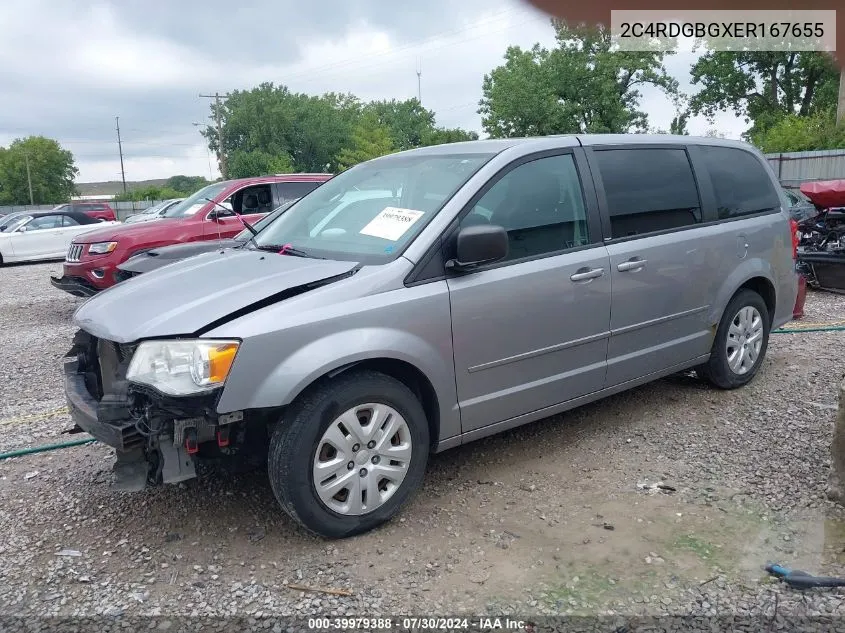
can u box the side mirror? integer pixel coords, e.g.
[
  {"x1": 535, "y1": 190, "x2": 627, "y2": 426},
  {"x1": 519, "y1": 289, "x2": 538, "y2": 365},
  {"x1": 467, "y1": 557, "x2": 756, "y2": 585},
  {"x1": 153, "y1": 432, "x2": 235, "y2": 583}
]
[
  {"x1": 446, "y1": 224, "x2": 508, "y2": 272},
  {"x1": 17, "y1": 225, "x2": 28, "y2": 233},
  {"x1": 208, "y1": 209, "x2": 224, "y2": 221}
]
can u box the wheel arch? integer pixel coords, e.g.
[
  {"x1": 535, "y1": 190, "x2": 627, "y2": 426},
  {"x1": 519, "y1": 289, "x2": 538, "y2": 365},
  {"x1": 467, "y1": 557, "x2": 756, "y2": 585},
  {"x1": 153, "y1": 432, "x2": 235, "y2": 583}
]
[
  {"x1": 218, "y1": 328, "x2": 461, "y2": 447},
  {"x1": 736, "y1": 276, "x2": 776, "y2": 326},
  {"x1": 710, "y1": 259, "x2": 778, "y2": 329},
  {"x1": 310, "y1": 358, "x2": 442, "y2": 452}
]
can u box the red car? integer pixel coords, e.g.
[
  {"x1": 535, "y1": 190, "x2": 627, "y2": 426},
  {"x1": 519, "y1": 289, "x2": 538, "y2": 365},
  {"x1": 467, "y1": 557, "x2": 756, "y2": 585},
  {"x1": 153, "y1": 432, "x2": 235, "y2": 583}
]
[
  {"x1": 50, "y1": 174, "x2": 331, "y2": 297},
  {"x1": 53, "y1": 201, "x2": 117, "y2": 222}
]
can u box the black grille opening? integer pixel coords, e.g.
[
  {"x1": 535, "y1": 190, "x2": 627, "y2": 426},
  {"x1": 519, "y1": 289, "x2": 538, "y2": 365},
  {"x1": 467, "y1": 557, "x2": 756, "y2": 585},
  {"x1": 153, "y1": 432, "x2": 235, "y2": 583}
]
[{"x1": 114, "y1": 270, "x2": 138, "y2": 283}]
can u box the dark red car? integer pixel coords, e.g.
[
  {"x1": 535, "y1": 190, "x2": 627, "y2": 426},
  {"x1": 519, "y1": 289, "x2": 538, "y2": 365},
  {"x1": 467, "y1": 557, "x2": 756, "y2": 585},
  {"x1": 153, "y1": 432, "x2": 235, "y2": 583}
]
[
  {"x1": 53, "y1": 201, "x2": 117, "y2": 222},
  {"x1": 50, "y1": 174, "x2": 331, "y2": 297}
]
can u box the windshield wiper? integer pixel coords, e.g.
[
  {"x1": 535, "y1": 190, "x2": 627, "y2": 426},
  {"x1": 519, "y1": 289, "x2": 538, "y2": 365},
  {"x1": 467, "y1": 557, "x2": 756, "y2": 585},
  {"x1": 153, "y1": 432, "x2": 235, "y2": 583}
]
[
  {"x1": 204, "y1": 197, "x2": 259, "y2": 237},
  {"x1": 253, "y1": 243, "x2": 323, "y2": 259}
]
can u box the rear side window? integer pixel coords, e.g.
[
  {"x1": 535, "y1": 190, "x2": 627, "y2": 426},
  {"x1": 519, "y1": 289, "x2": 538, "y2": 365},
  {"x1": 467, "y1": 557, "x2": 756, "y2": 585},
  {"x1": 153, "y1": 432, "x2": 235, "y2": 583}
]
[
  {"x1": 698, "y1": 146, "x2": 781, "y2": 219},
  {"x1": 594, "y1": 148, "x2": 702, "y2": 239},
  {"x1": 278, "y1": 181, "x2": 322, "y2": 202}
]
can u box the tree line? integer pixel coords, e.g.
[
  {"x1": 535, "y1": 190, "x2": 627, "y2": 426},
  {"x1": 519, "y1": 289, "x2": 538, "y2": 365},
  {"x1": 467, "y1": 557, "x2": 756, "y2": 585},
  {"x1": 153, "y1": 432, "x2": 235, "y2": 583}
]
[
  {"x1": 479, "y1": 21, "x2": 844, "y2": 152},
  {"x1": 3, "y1": 20, "x2": 843, "y2": 205},
  {"x1": 199, "y1": 85, "x2": 478, "y2": 179}
]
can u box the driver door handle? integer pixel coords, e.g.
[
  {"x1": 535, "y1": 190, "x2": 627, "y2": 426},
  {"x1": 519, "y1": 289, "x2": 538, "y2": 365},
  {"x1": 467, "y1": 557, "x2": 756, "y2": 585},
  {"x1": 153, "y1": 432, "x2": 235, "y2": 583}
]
[
  {"x1": 617, "y1": 258, "x2": 647, "y2": 272},
  {"x1": 570, "y1": 267, "x2": 605, "y2": 282}
]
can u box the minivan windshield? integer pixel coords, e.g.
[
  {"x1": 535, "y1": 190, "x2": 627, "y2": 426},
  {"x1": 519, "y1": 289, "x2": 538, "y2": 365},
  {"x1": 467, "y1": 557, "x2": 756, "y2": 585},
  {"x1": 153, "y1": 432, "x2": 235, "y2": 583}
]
[
  {"x1": 233, "y1": 199, "x2": 299, "y2": 241},
  {"x1": 163, "y1": 182, "x2": 229, "y2": 218},
  {"x1": 251, "y1": 153, "x2": 493, "y2": 263}
]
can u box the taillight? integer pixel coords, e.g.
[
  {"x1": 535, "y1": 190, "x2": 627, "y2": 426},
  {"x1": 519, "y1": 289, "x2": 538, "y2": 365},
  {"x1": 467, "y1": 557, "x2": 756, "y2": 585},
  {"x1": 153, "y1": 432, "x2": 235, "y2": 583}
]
[{"x1": 789, "y1": 218, "x2": 799, "y2": 260}]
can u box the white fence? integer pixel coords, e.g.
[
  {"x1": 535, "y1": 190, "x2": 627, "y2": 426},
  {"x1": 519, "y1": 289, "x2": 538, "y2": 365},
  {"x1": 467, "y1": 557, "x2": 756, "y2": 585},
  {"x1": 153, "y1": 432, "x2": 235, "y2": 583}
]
[{"x1": 0, "y1": 200, "x2": 164, "y2": 222}]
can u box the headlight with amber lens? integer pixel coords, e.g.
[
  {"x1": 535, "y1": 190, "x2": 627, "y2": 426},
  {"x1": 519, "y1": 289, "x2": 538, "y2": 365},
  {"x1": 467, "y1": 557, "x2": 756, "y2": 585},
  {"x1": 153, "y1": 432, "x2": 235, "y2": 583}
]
[
  {"x1": 88, "y1": 241, "x2": 118, "y2": 254},
  {"x1": 126, "y1": 339, "x2": 240, "y2": 396}
]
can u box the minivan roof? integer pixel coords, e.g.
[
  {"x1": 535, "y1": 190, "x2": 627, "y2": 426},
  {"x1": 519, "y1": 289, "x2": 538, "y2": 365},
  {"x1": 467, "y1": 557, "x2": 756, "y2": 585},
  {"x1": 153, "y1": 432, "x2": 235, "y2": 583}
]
[{"x1": 381, "y1": 134, "x2": 756, "y2": 160}]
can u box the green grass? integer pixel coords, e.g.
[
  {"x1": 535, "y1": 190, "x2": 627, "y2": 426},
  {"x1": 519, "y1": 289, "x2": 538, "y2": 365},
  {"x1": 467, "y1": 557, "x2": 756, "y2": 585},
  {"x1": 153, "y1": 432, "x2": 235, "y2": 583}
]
[{"x1": 673, "y1": 534, "x2": 716, "y2": 561}]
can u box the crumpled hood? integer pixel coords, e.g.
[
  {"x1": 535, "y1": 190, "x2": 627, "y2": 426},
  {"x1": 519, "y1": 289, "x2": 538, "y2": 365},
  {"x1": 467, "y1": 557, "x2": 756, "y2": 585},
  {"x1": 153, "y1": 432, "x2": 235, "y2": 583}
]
[
  {"x1": 117, "y1": 239, "x2": 243, "y2": 274},
  {"x1": 74, "y1": 249, "x2": 359, "y2": 343},
  {"x1": 71, "y1": 218, "x2": 185, "y2": 243}
]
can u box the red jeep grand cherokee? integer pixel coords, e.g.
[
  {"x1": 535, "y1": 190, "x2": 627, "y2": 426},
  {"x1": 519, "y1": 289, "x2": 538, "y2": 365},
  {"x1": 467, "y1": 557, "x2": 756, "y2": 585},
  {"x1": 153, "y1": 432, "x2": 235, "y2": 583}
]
[{"x1": 50, "y1": 174, "x2": 331, "y2": 297}]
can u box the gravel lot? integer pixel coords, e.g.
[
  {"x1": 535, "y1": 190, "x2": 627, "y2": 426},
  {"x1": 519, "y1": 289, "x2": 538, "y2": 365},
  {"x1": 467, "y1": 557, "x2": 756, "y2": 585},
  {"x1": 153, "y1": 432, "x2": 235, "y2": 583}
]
[{"x1": 2, "y1": 260, "x2": 845, "y2": 624}]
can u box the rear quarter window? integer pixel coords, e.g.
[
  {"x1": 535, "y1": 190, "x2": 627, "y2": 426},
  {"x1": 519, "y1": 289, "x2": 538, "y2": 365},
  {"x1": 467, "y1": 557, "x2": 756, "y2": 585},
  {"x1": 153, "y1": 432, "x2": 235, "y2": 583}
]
[
  {"x1": 698, "y1": 146, "x2": 781, "y2": 219},
  {"x1": 277, "y1": 181, "x2": 323, "y2": 202},
  {"x1": 593, "y1": 148, "x2": 702, "y2": 239}
]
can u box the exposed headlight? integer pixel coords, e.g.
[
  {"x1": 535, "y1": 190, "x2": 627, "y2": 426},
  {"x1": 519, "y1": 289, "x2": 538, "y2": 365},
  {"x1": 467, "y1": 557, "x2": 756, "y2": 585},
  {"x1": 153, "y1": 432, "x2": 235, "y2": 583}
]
[
  {"x1": 88, "y1": 241, "x2": 118, "y2": 254},
  {"x1": 126, "y1": 339, "x2": 240, "y2": 396}
]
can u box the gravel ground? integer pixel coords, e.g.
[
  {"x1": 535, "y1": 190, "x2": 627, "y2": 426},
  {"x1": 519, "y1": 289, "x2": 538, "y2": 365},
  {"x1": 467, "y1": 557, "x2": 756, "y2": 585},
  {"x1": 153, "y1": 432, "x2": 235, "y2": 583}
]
[{"x1": 2, "y1": 260, "x2": 845, "y2": 626}]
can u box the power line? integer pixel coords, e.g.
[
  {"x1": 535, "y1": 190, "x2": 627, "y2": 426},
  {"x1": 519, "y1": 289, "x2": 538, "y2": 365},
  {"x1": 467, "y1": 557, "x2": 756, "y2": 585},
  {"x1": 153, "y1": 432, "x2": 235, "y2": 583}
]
[{"x1": 277, "y1": 8, "x2": 525, "y2": 86}]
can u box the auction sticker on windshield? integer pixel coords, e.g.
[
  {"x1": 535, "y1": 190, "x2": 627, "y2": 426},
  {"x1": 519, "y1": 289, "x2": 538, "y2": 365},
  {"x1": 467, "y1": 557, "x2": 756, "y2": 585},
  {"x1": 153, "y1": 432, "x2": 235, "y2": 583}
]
[{"x1": 359, "y1": 207, "x2": 424, "y2": 241}]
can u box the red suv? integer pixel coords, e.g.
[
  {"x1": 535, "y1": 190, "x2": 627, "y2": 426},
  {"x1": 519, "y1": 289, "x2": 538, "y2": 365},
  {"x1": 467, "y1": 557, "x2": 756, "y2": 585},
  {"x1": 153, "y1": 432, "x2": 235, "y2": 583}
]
[
  {"x1": 54, "y1": 202, "x2": 117, "y2": 222},
  {"x1": 50, "y1": 174, "x2": 331, "y2": 297}
]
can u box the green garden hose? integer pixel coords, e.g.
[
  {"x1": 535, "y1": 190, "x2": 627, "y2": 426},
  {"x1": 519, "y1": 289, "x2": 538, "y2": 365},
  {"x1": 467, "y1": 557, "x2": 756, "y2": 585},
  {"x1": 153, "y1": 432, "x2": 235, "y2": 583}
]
[
  {"x1": 0, "y1": 437, "x2": 96, "y2": 461},
  {"x1": 773, "y1": 325, "x2": 845, "y2": 334}
]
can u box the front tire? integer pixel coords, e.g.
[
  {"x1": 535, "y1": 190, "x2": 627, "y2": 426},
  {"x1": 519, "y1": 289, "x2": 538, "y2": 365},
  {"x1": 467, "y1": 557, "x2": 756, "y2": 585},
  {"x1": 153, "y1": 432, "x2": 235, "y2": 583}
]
[
  {"x1": 697, "y1": 289, "x2": 770, "y2": 390},
  {"x1": 268, "y1": 370, "x2": 430, "y2": 538}
]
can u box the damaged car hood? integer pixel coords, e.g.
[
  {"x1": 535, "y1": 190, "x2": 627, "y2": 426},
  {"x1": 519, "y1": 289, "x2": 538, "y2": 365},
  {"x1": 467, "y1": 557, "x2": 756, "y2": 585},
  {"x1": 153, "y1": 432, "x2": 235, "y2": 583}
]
[
  {"x1": 74, "y1": 249, "x2": 359, "y2": 343},
  {"x1": 117, "y1": 239, "x2": 243, "y2": 274}
]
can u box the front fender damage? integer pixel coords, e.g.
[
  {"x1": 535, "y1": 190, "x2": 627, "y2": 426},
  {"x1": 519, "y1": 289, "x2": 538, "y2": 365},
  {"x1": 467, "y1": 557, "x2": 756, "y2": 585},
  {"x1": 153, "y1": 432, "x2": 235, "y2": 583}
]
[{"x1": 66, "y1": 329, "x2": 272, "y2": 492}]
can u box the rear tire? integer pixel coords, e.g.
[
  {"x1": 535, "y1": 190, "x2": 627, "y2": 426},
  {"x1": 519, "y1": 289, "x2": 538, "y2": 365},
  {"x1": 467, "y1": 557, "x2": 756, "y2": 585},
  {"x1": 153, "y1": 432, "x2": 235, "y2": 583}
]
[
  {"x1": 268, "y1": 370, "x2": 430, "y2": 539},
  {"x1": 697, "y1": 289, "x2": 770, "y2": 390}
]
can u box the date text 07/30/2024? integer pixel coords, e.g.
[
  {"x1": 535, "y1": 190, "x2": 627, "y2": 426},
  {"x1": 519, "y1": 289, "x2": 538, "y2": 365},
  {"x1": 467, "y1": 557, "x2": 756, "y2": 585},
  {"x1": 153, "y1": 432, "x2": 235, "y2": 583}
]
[{"x1": 307, "y1": 617, "x2": 530, "y2": 631}]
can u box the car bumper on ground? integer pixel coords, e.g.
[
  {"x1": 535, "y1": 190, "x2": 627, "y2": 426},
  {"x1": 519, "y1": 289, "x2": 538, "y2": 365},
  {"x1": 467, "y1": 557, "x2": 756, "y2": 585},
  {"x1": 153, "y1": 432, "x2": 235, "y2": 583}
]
[
  {"x1": 64, "y1": 357, "x2": 121, "y2": 448},
  {"x1": 50, "y1": 275, "x2": 100, "y2": 298}
]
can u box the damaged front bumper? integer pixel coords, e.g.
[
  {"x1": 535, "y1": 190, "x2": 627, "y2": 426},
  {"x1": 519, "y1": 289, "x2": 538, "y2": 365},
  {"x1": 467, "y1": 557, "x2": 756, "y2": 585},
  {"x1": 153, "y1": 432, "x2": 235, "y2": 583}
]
[
  {"x1": 50, "y1": 275, "x2": 100, "y2": 298},
  {"x1": 63, "y1": 330, "x2": 243, "y2": 492},
  {"x1": 64, "y1": 356, "x2": 140, "y2": 450}
]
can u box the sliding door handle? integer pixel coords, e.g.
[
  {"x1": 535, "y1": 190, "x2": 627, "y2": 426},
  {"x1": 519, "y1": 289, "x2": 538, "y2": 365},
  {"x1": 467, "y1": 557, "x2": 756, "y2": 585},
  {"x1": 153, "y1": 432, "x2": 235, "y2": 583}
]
[
  {"x1": 570, "y1": 267, "x2": 605, "y2": 282},
  {"x1": 617, "y1": 258, "x2": 647, "y2": 272}
]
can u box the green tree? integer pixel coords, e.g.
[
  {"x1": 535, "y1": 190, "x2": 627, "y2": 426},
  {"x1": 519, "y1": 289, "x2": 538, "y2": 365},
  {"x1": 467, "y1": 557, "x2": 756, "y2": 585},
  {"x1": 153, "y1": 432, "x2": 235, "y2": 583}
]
[
  {"x1": 203, "y1": 83, "x2": 360, "y2": 175},
  {"x1": 479, "y1": 21, "x2": 678, "y2": 138},
  {"x1": 422, "y1": 127, "x2": 480, "y2": 146},
  {"x1": 750, "y1": 109, "x2": 845, "y2": 153},
  {"x1": 364, "y1": 99, "x2": 436, "y2": 150},
  {"x1": 113, "y1": 185, "x2": 185, "y2": 202},
  {"x1": 335, "y1": 112, "x2": 394, "y2": 171},
  {"x1": 227, "y1": 150, "x2": 295, "y2": 179},
  {"x1": 669, "y1": 111, "x2": 690, "y2": 135},
  {"x1": 0, "y1": 136, "x2": 78, "y2": 205},
  {"x1": 165, "y1": 175, "x2": 209, "y2": 194},
  {"x1": 689, "y1": 52, "x2": 839, "y2": 140}
]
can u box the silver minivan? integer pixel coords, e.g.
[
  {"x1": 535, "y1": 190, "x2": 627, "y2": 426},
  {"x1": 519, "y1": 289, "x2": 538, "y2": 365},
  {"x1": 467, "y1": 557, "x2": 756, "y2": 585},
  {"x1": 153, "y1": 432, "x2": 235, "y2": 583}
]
[{"x1": 64, "y1": 135, "x2": 798, "y2": 538}]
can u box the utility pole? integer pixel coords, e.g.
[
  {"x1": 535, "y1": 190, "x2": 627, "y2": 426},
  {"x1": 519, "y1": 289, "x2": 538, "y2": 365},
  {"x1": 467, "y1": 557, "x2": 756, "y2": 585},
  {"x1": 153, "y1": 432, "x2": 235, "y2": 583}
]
[
  {"x1": 24, "y1": 152, "x2": 34, "y2": 205},
  {"x1": 416, "y1": 59, "x2": 422, "y2": 104},
  {"x1": 837, "y1": 68, "x2": 845, "y2": 127},
  {"x1": 115, "y1": 116, "x2": 127, "y2": 194},
  {"x1": 199, "y1": 92, "x2": 231, "y2": 179}
]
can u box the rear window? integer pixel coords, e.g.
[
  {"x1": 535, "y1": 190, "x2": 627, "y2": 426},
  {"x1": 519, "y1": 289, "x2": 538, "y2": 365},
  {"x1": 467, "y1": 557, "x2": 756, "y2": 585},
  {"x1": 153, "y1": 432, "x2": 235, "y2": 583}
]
[
  {"x1": 594, "y1": 148, "x2": 702, "y2": 238},
  {"x1": 698, "y1": 146, "x2": 781, "y2": 219}
]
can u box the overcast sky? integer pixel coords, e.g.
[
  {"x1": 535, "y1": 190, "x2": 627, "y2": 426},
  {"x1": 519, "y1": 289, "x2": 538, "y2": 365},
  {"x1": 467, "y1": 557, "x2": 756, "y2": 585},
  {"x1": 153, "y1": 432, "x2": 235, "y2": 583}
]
[{"x1": 1, "y1": 0, "x2": 747, "y2": 183}]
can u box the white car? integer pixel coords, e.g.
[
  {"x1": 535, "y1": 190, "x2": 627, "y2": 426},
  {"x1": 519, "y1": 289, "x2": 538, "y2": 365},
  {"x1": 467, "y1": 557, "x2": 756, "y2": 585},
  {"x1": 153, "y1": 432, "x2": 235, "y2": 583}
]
[{"x1": 0, "y1": 210, "x2": 120, "y2": 264}]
